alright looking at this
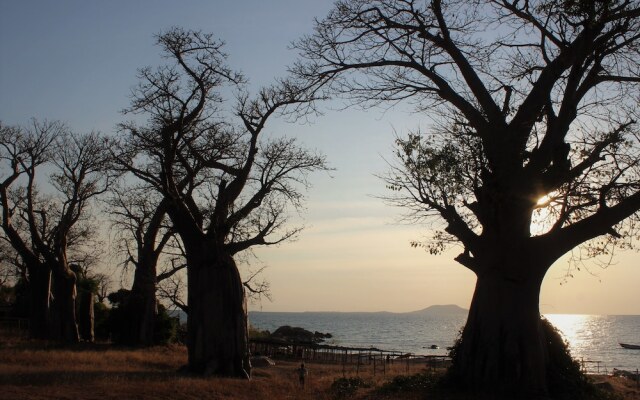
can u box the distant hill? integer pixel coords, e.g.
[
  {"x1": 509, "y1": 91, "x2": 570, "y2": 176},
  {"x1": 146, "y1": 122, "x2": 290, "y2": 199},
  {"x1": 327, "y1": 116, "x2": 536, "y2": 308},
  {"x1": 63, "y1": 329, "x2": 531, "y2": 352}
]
[
  {"x1": 248, "y1": 304, "x2": 469, "y2": 315},
  {"x1": 407, "y1": 304, "x2": 468, "y2": 316}
]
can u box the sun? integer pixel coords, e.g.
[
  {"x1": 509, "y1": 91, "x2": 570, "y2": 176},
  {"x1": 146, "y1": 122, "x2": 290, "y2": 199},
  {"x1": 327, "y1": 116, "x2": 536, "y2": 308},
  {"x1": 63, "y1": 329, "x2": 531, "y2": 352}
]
[
  {"x1": 530, "y1": 193, "x2": 558, "y2": 236},
  {"x1": 536, "y1": 194, "x2": 552, "y2": 206}
]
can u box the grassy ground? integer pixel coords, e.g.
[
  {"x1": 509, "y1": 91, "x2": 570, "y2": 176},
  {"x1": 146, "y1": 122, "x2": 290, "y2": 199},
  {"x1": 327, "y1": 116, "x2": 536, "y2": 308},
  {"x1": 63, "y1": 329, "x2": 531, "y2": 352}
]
[{"x1": 1, "y1": 336, "x2": 639, "y2": 400}]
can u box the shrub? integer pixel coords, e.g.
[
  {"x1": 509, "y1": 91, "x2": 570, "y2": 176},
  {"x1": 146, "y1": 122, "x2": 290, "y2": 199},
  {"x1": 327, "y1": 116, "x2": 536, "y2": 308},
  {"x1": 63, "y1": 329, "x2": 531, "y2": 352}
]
[
  {"x1": 376, "y1": 373, "x2": 436, "y2": 395},
  {"x1": 0, "y1": 284, "x2": 16, "y2": 308},
  {"x1": 248, "y1": 323, "x2": 270, "y2": 340},
  {"x1": 153, "y1": 303, "x2": 179, "y2": 345},
  {"x1": 93, "y1": 301, "x2": 110, "y2": 341},
  {"x1": 330, "y1": 377, "x2": 371, "y2": 398},
  {"x1": 106, "y1": 289, "x2": 179, "y2": 345},
  {"x1": 6, "y1": 279, "x2": 29, "y2": 318}
]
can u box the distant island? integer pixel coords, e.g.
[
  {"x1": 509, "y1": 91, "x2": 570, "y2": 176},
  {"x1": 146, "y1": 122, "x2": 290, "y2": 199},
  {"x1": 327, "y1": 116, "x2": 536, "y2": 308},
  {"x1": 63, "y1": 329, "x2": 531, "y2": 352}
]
[
  {"x1": 407, "y1": 304, "x2": 468, "y2": 315},
  {"x1": 248, "y1": 304, "x2": 469, "y2": 315}
]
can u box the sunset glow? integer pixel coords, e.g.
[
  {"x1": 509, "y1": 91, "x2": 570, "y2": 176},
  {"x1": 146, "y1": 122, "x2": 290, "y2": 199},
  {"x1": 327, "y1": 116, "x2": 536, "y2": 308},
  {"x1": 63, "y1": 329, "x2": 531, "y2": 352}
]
[{"x1": 1, "y1": 1, "x2": 639, "y2": 315}]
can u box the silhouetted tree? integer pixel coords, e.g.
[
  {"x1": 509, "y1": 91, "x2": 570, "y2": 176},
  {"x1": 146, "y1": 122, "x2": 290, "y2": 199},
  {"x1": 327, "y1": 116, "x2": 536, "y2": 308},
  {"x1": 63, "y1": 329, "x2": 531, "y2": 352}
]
[
  {"x1": 0, "y1": 121, "x2": 56, "y2": 339},
  {"x1": 108, "y1": 184, "x2": 267, "y2": 346},
  {"x1": 106, "y1": 288, "x2": 179, "y2": 345},
  {"x1": 113, "y1": 28, "x2": 328, "y2": 377},
  {"x1": 0, "y1": 120, "x2": 114, "y2": 342},
  {"x1": 294, "y1": 0, "x2": 640, "y2": 396},
  {"x1": 156, "y1": 270, "x2": 188, "y2": 313},
  {"x1": 72, "y1": 264, "x2": 98, "y2": 342},
  {"x1": 91, "y1": 272, "x2": 112, "y2": 304},
  {"x1": 107, "y1": 185, "x2": 183, "y2": 346}
]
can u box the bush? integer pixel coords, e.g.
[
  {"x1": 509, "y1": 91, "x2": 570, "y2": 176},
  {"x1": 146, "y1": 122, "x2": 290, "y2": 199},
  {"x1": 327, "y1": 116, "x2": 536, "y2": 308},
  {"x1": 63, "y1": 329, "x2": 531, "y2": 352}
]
[
  {"x1": 330, "y1": 377, "x2": 371, "y2": 398},
  {"x1": 106, "y1": 289, "x2": 179, "y2": 345},
  {"x1": 0, "y1": 284, "x2": 16, "y2": 308},
  {"x1": 376, "y1": 373, "x2": 436, "y2": 395},
  {"x1": 153, "y1": 303, "x2": 179, "y2": 345},
  {"x1": 93, "y1": 301, "x2": 111, "y2": 341},
  {"x1": 6, "y1": 279, "x2": 29, "y2": 318},
  {"x1": 248, "y1": 323, "x2": 270, "y2": 340}
]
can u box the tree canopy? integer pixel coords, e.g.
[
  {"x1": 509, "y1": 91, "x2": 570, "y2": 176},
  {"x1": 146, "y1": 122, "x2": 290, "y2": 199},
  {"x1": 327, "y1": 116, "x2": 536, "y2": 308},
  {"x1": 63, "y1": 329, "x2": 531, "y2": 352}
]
[
  {"x1": 294, "y1": 0, "x2": 640, "y2": 272},
  {"x1": 115, "y1": 28, "x2": 327, "y2": 256}
]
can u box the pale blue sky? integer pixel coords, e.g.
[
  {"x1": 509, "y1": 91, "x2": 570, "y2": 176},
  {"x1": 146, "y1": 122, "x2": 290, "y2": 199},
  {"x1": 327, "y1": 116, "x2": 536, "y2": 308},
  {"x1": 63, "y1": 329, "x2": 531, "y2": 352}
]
[{"x1": 1, "y1": 1, "x2": 638, "y2": 314}]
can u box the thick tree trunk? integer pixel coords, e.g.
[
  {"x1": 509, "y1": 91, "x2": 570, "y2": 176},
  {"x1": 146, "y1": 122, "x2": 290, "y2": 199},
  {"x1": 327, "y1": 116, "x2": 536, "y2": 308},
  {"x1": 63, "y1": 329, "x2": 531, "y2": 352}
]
[
  {"x1": 123, "y1": 262, "x2": 157, "y2": 346},
  {"x1": 77, "y1": 290, "x2": 95, "y2": 342},
  {"x1": 186, "y1": 250, "x2": 250, "y2": 378},
  {"x1": 27, "y1": 265, "x2": 51, "y2": 340},
  {"x1": 50, "y1": 270, "x2": 80, "y2": 343},
  {"x1": 452, "y1": 270, "x2": 548, "y2": 398}
]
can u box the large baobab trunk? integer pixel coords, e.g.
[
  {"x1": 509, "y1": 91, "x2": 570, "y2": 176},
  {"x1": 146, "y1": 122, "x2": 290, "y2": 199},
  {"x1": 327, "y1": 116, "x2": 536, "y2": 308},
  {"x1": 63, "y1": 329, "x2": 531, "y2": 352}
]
[
  {"x1": 27, "y1": 265, "x2": 52, "y2": 340},
  {"x1": 77, "y1": 290, "x2": 95, "y2": 342},
  {"x1": 50, "y1": 269, "x2": 80, "y2": 343},
  {"x1": 124, "y1": 263, "x2": 158, "y2": 346},
  {"x1": 451, "y1": 260, "x2": 549, "y2": 397},
  {"x1": 186, "y1": 249, "x2": 250, "y2": 378}
]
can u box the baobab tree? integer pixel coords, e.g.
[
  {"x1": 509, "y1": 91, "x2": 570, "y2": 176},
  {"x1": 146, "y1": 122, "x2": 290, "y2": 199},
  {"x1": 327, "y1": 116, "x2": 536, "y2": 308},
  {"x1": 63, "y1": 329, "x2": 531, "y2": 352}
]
[
  {"x1": 294, "y1": 0, "x2": 640, "y2": 396},
  {"x1": 0, "y1": 121, "x2": 55, "y2": 339},
  {"x1": 0, "y1": 120, "x2": 114, "y2": 342},
  {"x1": 107, "y1": 186, "x2": 176, "y2": 345},
  {"x1": 113, "y1": 28, "x2": 327, "y2": 377}
]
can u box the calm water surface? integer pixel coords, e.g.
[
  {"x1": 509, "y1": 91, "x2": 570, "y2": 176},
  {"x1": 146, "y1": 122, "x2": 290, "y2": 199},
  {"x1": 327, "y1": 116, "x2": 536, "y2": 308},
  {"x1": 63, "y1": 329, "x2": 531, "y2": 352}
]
[
  {"x1": 545, "y1": 314, "x2": 640, "y2": 372},
  {"x1": 249, "y1": 312, "x2": 640, "y2": 372}
]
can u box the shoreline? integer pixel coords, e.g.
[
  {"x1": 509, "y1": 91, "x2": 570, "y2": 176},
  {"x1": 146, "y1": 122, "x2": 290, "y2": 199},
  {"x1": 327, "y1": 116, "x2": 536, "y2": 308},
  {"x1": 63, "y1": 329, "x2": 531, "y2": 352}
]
[{"x1": 249, "y1": 313, "x2": 640, "y2": 373}]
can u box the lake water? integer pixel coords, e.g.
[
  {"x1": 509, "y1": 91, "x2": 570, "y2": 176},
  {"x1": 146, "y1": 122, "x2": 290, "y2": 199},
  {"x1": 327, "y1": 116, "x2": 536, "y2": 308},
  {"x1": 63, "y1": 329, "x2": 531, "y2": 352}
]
[{"x1": 249, "y1": 312, "x2": 640, "y2": 373}]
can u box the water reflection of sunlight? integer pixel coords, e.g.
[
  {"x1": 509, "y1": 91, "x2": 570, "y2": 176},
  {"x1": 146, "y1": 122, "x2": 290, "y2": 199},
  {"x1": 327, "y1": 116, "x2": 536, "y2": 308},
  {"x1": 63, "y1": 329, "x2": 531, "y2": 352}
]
[{"x1": 544, "y1": 314, "x2": 594, "y2": 353}]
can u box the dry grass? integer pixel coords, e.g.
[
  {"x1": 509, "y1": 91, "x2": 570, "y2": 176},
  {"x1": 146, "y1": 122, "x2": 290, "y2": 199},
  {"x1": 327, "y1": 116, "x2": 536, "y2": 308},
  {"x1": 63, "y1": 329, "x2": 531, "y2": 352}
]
[
  {"x1": 591, "y1": 375, "x2": 640, "y2": 400},
  {"x1": 1, "y1": 335, "x2": 638, "y2": 400},
  {"x1": 0, "y1": 336, "x2": 422, "y2": 400}
]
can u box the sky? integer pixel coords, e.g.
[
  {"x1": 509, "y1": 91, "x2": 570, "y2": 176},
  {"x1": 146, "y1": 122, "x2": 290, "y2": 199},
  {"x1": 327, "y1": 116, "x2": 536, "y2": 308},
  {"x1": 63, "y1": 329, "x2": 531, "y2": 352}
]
[{"x1": 1, "y1": 1, "x2": 638, "y2": 315}]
